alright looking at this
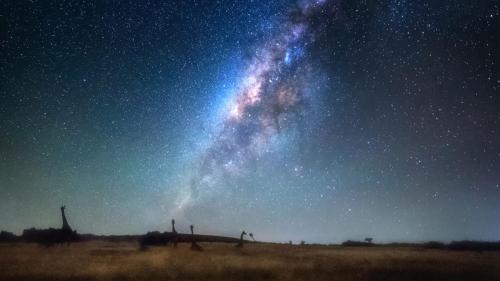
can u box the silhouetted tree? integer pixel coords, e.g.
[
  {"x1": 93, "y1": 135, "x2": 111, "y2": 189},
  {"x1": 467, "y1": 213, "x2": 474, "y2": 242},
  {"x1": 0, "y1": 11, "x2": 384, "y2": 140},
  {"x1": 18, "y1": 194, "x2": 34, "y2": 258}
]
[{"x1": 0, "y1": 231, "x2": 18, "y2": 242}]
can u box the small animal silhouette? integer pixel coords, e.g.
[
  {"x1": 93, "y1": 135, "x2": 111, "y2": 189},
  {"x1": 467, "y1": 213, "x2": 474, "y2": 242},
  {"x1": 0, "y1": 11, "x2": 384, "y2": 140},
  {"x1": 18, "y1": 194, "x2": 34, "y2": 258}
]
[{"x1": 190, "y1": 225, "x2": 203, "y2": 251}]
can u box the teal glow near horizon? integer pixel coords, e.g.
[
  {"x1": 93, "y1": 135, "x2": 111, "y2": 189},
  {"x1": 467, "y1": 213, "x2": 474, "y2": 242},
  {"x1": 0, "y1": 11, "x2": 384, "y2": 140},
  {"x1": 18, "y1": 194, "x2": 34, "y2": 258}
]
[{"x1": 1, "y1": 0, "x2": 499, "y2": 243}]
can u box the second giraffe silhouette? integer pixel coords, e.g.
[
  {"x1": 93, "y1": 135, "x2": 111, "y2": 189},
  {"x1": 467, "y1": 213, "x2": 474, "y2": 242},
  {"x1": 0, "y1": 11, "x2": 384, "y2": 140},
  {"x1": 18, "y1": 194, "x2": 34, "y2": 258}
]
[
  {"x1": 236, "y1": 230, "x2": 247, "y2": 248},
  {"x1": 189, "y1": 225, "x2": 203, "y2": 251},
  {"x1": 171, "y1": 219, "x2": 178, "y2": 247}
]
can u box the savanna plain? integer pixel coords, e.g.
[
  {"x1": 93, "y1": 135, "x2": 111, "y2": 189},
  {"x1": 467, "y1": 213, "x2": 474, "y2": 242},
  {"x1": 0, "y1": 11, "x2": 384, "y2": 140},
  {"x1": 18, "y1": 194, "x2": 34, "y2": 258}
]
[{"x1": 1, "y1": 241, "x2": 499, "y2": 281}]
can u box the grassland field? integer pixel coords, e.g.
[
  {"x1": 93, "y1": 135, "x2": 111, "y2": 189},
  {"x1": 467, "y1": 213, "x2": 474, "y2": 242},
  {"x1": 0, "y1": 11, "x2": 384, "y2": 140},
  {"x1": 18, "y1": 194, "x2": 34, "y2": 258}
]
[{"x1": 1, "y1": 241, "x2": 499, "y2": 281}]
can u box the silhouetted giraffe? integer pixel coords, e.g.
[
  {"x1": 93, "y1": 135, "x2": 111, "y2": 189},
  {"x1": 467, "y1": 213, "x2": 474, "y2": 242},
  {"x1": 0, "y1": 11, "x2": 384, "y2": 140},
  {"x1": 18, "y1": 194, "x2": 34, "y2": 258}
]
[
  {"x1": 190, "y1": 225, "x2": 203, "y2": 251},
  {"x1": 249, "y1": 233, "x2": 255, "y2": 242},
  {"x1": 236, "y1": 230, "x2": 247, "y2": 248},
  {"x1": 171, "y1": 219, "x2": 178, "y2": 247},
  {"x1": 60, "y1": 206, "x2": 72, "y2": 232},
  {"x1": 22, "y1": 206, "x2": 78, "y2": 246},
  {"x1": 59, "y1": 205, "x2": 77, "y2": 245}
]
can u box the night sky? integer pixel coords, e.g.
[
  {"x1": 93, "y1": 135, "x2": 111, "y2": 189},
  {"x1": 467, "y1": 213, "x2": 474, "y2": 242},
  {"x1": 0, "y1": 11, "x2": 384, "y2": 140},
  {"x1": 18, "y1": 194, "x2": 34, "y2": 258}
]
[{"x1": 1, "y1": 0, "x2": 499, "y2": 243}]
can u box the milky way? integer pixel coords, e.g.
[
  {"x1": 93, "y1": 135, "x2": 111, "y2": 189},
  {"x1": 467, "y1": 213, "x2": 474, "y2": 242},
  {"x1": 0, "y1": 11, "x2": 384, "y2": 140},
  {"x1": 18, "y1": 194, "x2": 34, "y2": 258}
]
[
  {"x1": 2, "y1": 0, "x2": 498, "y2": 242},
  {"x1": 172, "y1": 0, "x2": 338, "y2": 219}
]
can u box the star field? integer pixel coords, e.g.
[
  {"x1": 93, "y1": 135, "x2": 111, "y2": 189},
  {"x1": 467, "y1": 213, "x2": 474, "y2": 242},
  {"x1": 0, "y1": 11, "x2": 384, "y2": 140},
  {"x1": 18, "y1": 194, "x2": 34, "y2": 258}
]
[{"x1": 0, "y1": 0, "x2": 499, "y2": 243}]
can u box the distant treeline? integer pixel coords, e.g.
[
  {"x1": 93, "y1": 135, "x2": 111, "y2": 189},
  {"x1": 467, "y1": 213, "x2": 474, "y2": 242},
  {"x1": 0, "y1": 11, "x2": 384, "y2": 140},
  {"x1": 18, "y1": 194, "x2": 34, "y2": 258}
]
[
  {"x1": 140, "y1": 231, "x2": 242, "y2": 246},
  {"x1": 20, "y1": 228, "x2": 78, "y2": 246},
  {"x1": 341, "y1": 240, "x2": 500, "y2": 252},
  {"x1": 1, "y1": 230, "x2": 499, "y2": 252},
  {"x1": 0, "y1": 230, "x2": 242, "y2": 246}
]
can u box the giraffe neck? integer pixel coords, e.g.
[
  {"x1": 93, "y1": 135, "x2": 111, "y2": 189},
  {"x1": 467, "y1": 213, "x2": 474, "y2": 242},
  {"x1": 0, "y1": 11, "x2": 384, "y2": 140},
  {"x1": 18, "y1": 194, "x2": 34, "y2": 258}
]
[
  {"x1": 61, "y1": 208, "x2": 72, "y2": 231},
  {"x1": 191, "y1": 227, "x2": 196, "y2": 243}
]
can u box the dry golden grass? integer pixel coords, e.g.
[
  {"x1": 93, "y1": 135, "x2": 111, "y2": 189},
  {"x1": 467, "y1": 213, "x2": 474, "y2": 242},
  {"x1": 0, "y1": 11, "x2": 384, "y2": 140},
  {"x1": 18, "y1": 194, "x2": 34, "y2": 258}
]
[{"x1": 1, "y1": 241, "x2": 499, "y2": 281}]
